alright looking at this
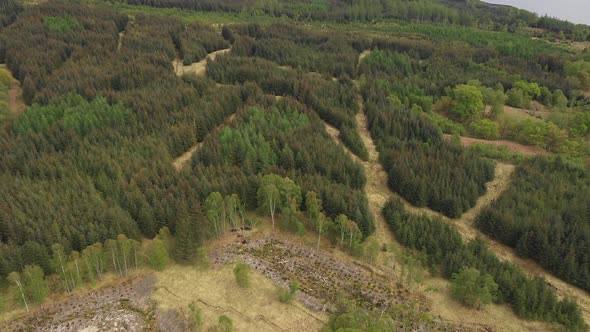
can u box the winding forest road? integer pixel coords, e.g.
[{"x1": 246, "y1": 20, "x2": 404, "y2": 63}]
[
  {"x1": 323, "y1": 83, "x2": 590, "y2": 325},
  {"x1": 171, "y1": 48, "x2": 235, "y2": 171}
]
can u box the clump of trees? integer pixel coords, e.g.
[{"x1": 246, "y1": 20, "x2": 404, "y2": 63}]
[
  {"x1": 450, "y1": 267, "x2": 498, "y2": 309},
  {"x1": 506, "y1": 80, "x2": 541, "y2": 109},
  {"x1": 324, "y1": 296, "x2": 449, "y2": 331},
  {"x1": 450, "y1": 84, "x2": 484, "y2": 122}
]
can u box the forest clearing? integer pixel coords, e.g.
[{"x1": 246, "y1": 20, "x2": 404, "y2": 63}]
[{"x1": 0, "y1": 0, "x2": 589, "y2": 331}]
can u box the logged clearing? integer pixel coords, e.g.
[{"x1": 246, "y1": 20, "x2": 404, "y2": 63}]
[
  {"x1": 172, "y1": 48, "x2": 231, "y2": 77},
  {"x1": 0, "y1": 274, "x2": 180, "y2": 332},
  {"x1": 443, "y1": 134, "x2": 550, "y2": 156},
  {"x1": 0, "y1": 65, "x2": 26, "y2": 114}
]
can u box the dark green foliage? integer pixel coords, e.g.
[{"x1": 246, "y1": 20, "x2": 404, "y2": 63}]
[
  {"x1": 173, "y1": 201, "x2": 205, "y2": 263},
  {"x1": 0, "y1": 0, "x2": 22, "y2": 29},
  {"x1": 228, "y1": 23, "x2": 359, "y2": 77},
  {"x1": 0, "y1": 4, "x2": 587, "y2": 328},
  {"x1": 0, "y1": 2, "x2": 243, "y2": 281},
  {"x1": 476, "y1": 157, "x2": 590, "y2": 292},
  {"x1": 207, "y1": 51, "x2": 368, "y2": 160},
  {"x1": 383, "y1": 200, "x2": 587, "y2": 330}
]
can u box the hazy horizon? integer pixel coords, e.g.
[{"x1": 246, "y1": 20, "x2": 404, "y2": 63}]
[{"x1": 485, "y1": 0, "x2": 590, "y2": 25}]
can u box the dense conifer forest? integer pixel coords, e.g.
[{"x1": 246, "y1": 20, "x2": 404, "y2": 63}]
[
  {"x1": 383, "y1": 200, "x2": 587, "y2": 330},
  {"x1": 477, "y1": 157, "x2": 590, "y2": 291},
  {"x1": 0, "y1": 0, "x2": 589, "y2": 330}
]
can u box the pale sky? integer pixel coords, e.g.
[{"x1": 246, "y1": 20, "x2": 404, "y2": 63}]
[{"x1": 484, "y1": 0, "x2": 590, "y2": 25}]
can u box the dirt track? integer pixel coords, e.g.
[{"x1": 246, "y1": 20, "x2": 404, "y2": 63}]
[
  {"x1": 172, "y1": 113, "x2": 236, "y2": 171},
  {"x1": 0, "y1": 65, "x2": 26, "y2": 114},
  {"x1": 172, "y1": 143, "x2": 203, "y2": 171},
  {"x1": 170, "y1": 49, "x2": 237, "y2": 171},
  {"x1": 320, "y1": 97, "x2": 552, "y2": 330},
  {"x1": 172, "y1": 48, "x2": 231, "y2": 77},
  {"x1": 443, "y1": 134, "x2": 550, "y2": 156},
  {"x1": 319, "y1": 69, "x2": 590, "y2": 327}
]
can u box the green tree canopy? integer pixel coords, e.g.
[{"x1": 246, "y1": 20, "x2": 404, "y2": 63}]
[
  {"x1": 451, "y1": 84, "x2": 484, "y2": 122},
  {"x1": 450, "y1": 267, "x2": 498, "y2": 309}
]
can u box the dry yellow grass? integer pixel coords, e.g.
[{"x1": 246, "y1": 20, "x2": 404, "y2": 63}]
[{"x1": 152, "y1": 264, "x2": 328, "y2": 332}]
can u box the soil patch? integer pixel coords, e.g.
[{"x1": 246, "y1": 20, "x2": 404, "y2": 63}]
[
  {"x1": 172, "y1": 143, "x2": 203, "y2": 171},
  {"x1": 572, "y1": 41, "x2": 590, "y2": 50},
  {"x1": 443, "y1": 134, "x2": 550, "y2": 156}
]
